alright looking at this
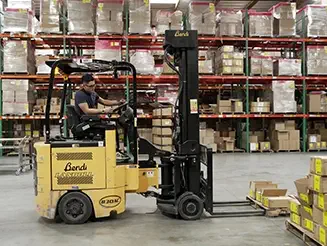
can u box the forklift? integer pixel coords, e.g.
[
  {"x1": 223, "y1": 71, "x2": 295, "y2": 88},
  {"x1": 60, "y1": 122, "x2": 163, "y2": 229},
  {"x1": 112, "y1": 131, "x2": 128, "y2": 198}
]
[{"x1": 34, "y1": 30, "x2": 264, "y2": 224}]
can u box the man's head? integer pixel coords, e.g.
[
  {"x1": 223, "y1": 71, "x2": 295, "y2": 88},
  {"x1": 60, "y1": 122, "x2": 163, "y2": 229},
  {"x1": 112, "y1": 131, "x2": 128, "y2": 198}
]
[{"x1": 82, "y1": 73, "x2": 96, "y2": 93}]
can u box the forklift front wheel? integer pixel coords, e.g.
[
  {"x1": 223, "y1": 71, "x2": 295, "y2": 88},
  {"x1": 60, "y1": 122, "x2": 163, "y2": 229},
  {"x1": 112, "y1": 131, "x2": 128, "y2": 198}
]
[
  {"x1": 177, "y1": 192, "x2": 204, "y2": 220},
  {"x1": 58, "y1": 192, "x2": 93, "y2": 224}
]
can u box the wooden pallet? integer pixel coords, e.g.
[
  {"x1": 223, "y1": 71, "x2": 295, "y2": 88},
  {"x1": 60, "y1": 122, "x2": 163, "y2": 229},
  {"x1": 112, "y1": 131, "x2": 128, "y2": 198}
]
[
  {"x1": 285, "y1": 219, "x2": 322, "y2": 246},
  {"x1": 246, "y1": 196, "x2": 290, "y2": 217},
  {"x1": 217, "y1": 148, "x2": 245, "y2": 153},
  {"x1": 274, "y1": 149, "x2": 301, "y2": 153},
  {"x1": 250, "y1": 149, "x2": 274, "y2": 153},
  {"x1": 308, "y1": 149, "x2": 327, "y2": 152}
]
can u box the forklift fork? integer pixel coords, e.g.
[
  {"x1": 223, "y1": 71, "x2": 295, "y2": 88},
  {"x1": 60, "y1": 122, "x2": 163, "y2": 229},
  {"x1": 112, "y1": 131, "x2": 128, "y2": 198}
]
[{"x1": 200, "y1": 145, "x2": 265, "y2": 218}]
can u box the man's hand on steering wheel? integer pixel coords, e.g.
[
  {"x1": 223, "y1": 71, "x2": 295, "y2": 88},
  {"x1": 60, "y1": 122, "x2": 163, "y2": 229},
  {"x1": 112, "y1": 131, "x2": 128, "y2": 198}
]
[{"x1": 103, "y1": 107, "x2": 113, "y2": 114}]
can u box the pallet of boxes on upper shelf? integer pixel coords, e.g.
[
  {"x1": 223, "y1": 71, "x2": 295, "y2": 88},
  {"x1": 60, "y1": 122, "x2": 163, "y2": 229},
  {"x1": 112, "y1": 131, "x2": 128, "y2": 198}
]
[
  {"x1": 286, "y1": 156, "x2": 327, "y2": 246},
  {"x1": 247, "y1": 180, "x2": 291, "y2": 217},
  {"x1": 152, "y1": 107, "x2": 174, "y2": 153}
]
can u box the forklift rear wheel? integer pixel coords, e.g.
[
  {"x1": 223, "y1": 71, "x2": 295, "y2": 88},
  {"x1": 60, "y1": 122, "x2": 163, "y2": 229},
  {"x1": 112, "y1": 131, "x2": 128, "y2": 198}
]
[
  {"x1": 177, "y1": 192, "x2": 203, "y2": 220},
  {"x1": 58, "y1": 192, "x2": 93, "y2": 224}
]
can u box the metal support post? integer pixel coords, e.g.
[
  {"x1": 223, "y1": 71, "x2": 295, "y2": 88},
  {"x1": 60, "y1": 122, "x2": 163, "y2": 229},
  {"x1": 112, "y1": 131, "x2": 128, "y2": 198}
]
[{"x1": 245, "y1": 10, "x2": 250, "y2": 153}]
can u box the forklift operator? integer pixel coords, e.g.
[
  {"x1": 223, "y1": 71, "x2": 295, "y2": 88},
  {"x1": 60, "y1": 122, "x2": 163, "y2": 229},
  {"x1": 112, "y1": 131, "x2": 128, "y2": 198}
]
[{"x1": 75, "y1": 73, "x2": 122, "y2": 116}]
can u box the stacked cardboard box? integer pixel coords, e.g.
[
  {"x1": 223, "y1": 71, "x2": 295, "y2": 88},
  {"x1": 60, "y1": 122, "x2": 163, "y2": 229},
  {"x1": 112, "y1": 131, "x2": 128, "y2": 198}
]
[
  {"x1": 298, "y1": 156, "x2": 327, "y2": 244},
  {"x1": 270, "y1": 120, "x2": 300, "y2": 151},
  {"x1": 96, "y1": 0, "x2": 124, "y2": 35},
  {"x1": 67, "y1": 0, "x2": 95, "y2": 34},
  {"x1": 296, "y1": 5, "x2": 327, "y2": 38},
  {"x1": 200, "y1": 128, "x2": 216, "y2": 152},
  {"x1": 309, "y1": 92, "x2": 327, "y2": 113},
  {"x1": 3, "y1": 40, "x2": 35, "y2": 74},
  {"x1": 308, "y1": 134, "x2": 327, "y2": 150},
  {"x1": 39, "y1": 0, "x2": 60, "y2": 33},
  {"x1": 129, "y1": 0, "x2": 151, "y2": 34},
  {"x1": 33, "y1": 97, "x2": 61, "y2": 114},
  {"x1": 273, "y1": 59, "x2": 301, "y2": 76},
  {"x1": 95, "y1": 40, "x2": 121, "y2": 62},
  {"x1": 248, "y1": 181, "x2": 290, "y2": 209},
  {"x1": 270, "y1": 2, "x2": 296, "y2": 37},
  {"x1": 152, "y1": 108, "x2": 173, "y2": 152},
  {"x1": 248, "y1": 11, "x2": 273, "y2": 37},
  {"x1": 241, "y1": 131, "x2": 265, "y2": 152},
  {"x1": 216, "y1": 9, "x2": 243, "y2": 37},
  {"x1": 215, "y1": 130, "x2": 235, "y2": 152},
  {"x1": 251, "y1": 101, "x2": 270, "y2": 113},
  {"x1": 3, "y1": 8, "x2": 33, "y2": 33},
  {"x1": 189, "y1": 2, "x2": 215, "y2": 35},
  {"x1": 138, "y1": 128, "x2": 152, "y2": 143},
  {"x1": 249, "y1": 56, "x2": 273, "y2": 75},
  {"x1": 35, "y1": 49, "x2": 56, "y2": 74},
  {"x1": 2, "y1": 80, "x2": 34, "y2": 115},
  {"x1": 307, "y1": 46, "x2": 327, "y2": 75},
  {"x1": 216, "y1": 98, "x2": 243, "y2": 113},
  {"x1": 297, "y1": 0, "x2": 327, "y2": 9},
  {"x1": 272, "y1": 80, "x2": 297, "y2": 113},
  {"x1": 215, "y1": 45, "x2": 244, "y2": 75}
]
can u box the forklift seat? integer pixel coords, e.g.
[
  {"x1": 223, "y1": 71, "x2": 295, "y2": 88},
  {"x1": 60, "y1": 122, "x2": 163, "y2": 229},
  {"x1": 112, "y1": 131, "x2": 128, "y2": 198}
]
[{"x1": 66, "y1": 105, "x2": 115, "y2": 140}]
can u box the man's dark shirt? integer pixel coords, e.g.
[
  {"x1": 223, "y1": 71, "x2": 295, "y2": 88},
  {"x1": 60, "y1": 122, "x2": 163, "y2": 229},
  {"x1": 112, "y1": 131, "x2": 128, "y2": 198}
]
[{"x1": 75, "y1": 89, "x2": 99, "y2": 116}]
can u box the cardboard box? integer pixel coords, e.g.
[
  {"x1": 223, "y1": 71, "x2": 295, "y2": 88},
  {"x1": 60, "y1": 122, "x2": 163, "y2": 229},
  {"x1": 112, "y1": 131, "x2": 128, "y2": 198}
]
[
  {"x1": 231, "y1": 100, "x2": 243, "y2": 113},
  {"x1": 309, "y1": 134, "x2": 322, "y2": 143},
  {"x1": 152, "y1": 119, "x2": 173, "y2": 127},
  {"x1": 285, "y1": 120, "x2": 296, "y2": 130},
  {"x1": 322, "y1": 142, "x2": 327, "y2": 149},
  {"x1": 314, "y1": 193, "x2": 327, "y2": 211},
  {"x1": 152, "y1": 127, "x2": 172, "y2": 136},
  {"x1": 290, "y1": 212, "x2": 301, "y2": 226},
  {"x1": 272, "y1": 121, "x2": 286, "y2": 131},
  {"x1": 309, "y1": 93, "x2": 326, "y2": 113},
  {"x1": 289, "y1": 140, "x2": 300, "y2": 151},
  {"x1": 313, "y1": 206, "x2": 327, "y2": 227},
  {"x1": 295, "y1": 177, "x2": 314, "y2": 206},
  {"x1": 310, "y1": 157, "x2": 327, "y2": 176},
  {"x1": 200, "y1": 129, "x2": 207, "y2": 139},
  {"x1": 255, "y1": 183, "x2": 278, "y2": 201},
  {"x1": 251, "y1": 101, "x2": 270, "y2": 113},
  {"x1": 153, "y1": 136, "x2": 172, "y2": 146},
  {"x1": 263, "y1": 196, "x2": 291, "y2": 208},
  {"x1": 36, "y1": 98, "x2": 46, "y2": 106},
  {"x1": 250, "y1": 142, "x2": 259, "y2": 151},
  {"x1": 261, "y1": 188, "x2": 287, "y2": 205},
  {"x1": 309, "y1": 142, "x2": 317, "y2": 150},
  {"x1": 289, "y1": 198, "x2": 301, "y2": 215},
  {"x1": 207, "y1": 143, "x2": 217, "y2": 153},
  {"x1": 259, "y1": 142, "x2": 271, "y2": 151},
  {"x1": 289, "y1": 130, "x2": 300, "y2": 140},
  {"x1": 300, "y1": 205, "x2": 313, "y2": 220},
  {"x1": 248, "y1": 181, "x2": 273, "y2": 199},
  {"x1": 272, "y1": 140, "x2": 289, "y2": 151},
  {"x1": 316, "y1": 224, "x2": 327, "y2": 246},
  {"x1": 302, "y1": 217, "x2": 315, "y2": 233},
  {"x1": 309, "y1": 174, "x2": 327, "y2": 193},
  {"x1": 274, "y1": 130, "x2": 289, "y2": 141},
  {"x1": 153, "y1": 107, "x2": 173, "y2": 117},
  {"x1": 201, "y1": 136, "x2": 214, "y2": 145}
]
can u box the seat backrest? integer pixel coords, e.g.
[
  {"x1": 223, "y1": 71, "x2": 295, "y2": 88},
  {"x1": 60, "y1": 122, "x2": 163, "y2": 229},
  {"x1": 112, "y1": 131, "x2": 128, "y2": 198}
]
[{"x1": 66, "y1": 105, "x2": 81, "y2": 131}]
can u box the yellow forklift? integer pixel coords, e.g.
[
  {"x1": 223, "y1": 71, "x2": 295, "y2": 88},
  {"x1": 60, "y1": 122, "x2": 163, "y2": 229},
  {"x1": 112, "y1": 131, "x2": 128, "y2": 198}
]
[{"x1": 34, "y1": 30, "x2": 264, "y2": 224}]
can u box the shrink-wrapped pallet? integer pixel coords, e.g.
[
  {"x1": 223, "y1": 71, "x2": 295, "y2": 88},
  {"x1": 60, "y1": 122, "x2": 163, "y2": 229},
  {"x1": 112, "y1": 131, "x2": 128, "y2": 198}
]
[
  {"x1": 155, "y1": 10, "x2": 183, "y2": 35},
  {"x1": 248, "y1": 11, "x2": 273, "y2": 37},
  {"x1": 307, "y1": 46, "x2": 327, "y2": 75},
  {"x1": 3, "y1": 40, "x2": 35, "y2": 74},
  {"x1": 39, "y1": 0, "x2": 61, "y2": 33},
  {"x1": 270, "y1": 2, "x2": 296, "y2": 36},
  {"x1": 216, "y1": 9, "x2": 243, "y2": 36},
  {"x1": 67, "y1": 0, "x2": 94, "y2": 34},
  {"x1": 272, "y1": 80, "x2": 297, "y2": 113},
  {"x1": 94, "y1": 40, "x2": 121, "y2": 61},
  {"x1": 250, "y1": 56, "x2": 273, "y2": 76},
  {"x1": 273, "y1": 59, "x2": 301, "y2": 76},
  {"x1": 7, "y1": 0, "x2": 34, "y2": 9},
  {"x1": 96, "y1": 0, "x2": 124, "y2": 34},
  {"x1": 3, "y1": 8, "x2": 33, "y2": 33},
  {"x1": 130, "y1": 50, "x2": 154, "y2": 75},
  {"x1": 189, "y1": 1, "x2": 215, "y2": 35},
  {"x1": 297, "y1": 5, "x2": 327, "y2": 38},
  {"x1": 129, "y1": 0, "x2": 151, "y2": 34}
]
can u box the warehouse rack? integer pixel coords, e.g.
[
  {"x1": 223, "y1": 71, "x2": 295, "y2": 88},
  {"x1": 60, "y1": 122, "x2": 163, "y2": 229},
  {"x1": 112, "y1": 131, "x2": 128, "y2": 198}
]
[{"x1": 2, "y1": 6, "x2": 327, "y2": 154}]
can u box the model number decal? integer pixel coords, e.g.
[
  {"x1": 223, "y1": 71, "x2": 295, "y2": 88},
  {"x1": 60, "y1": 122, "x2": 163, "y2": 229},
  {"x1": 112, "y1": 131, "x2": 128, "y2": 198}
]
[{"x1": 99, "y1": 195, "x2": 121, "y2": 208}]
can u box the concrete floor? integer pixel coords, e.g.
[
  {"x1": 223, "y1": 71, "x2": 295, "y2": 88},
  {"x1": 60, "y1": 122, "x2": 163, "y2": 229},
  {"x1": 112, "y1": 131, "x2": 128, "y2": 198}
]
[{"x1": 0, "y1": 153, "x2": 320, "y2": 246}]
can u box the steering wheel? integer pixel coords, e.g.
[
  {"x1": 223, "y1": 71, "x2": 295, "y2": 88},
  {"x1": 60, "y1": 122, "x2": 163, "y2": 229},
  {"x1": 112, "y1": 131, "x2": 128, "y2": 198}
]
[{"x1": 112, "y1": 102, "x2": 128, "y2": 114}]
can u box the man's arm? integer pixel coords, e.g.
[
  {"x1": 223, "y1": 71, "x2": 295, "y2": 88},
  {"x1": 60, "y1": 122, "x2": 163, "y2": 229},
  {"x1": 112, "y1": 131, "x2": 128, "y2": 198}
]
[
  {"x1": 78, "y1": 102, "x2": 112, "y2": 115},
  {"x1": 98, "y1": 96, "x2": 122, "y2": 106}
]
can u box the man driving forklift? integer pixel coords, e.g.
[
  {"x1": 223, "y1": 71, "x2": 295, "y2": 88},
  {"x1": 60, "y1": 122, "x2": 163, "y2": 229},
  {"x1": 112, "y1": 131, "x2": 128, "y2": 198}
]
[{"x1": 75, "y1": 73, "x2": 124, "y2": 116}]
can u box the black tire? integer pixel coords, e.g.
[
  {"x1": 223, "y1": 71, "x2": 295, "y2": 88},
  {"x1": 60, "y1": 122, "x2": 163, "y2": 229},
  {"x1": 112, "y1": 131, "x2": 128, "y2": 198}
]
[
  {"x1": 177, "y1": 192, "x2": 204, "y2": 220},
  {"x1": 58, "y1": 192, "x2": 93, "y2": 224}
]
